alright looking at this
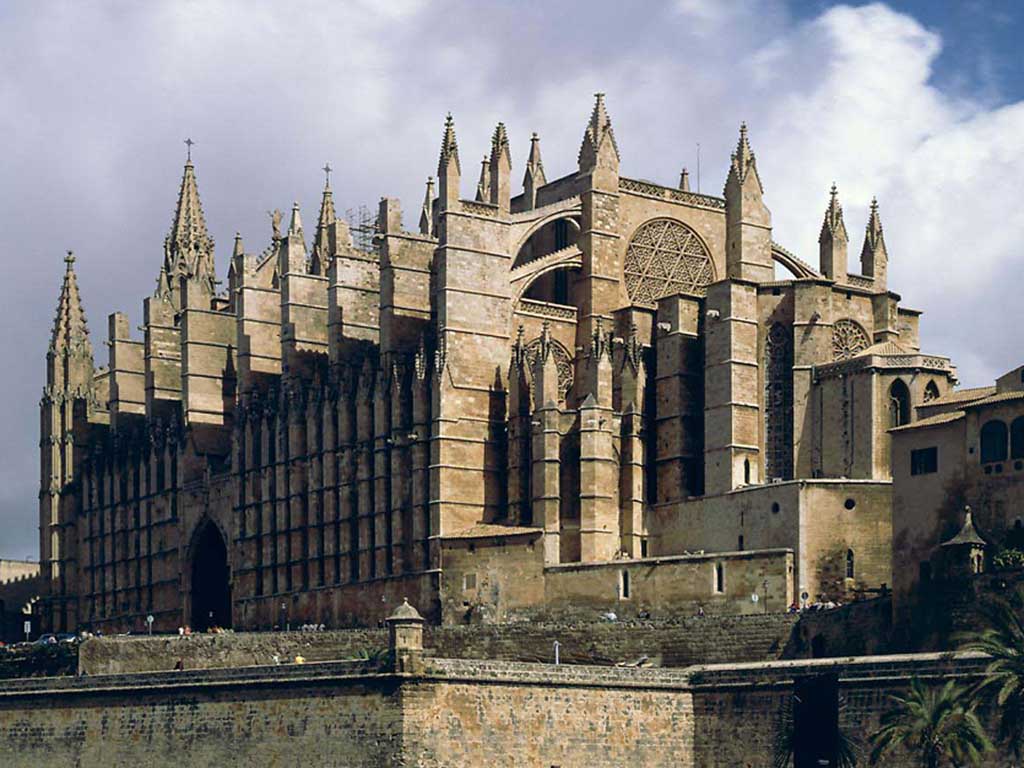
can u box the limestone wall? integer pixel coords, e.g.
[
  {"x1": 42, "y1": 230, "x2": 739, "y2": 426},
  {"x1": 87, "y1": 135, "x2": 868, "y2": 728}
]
[
  {"x1": 0, "y1": 662, "x2": 402, "y2": 768},
  {"x1": 79, "y1": 613, "x2": 801, "y2": 675},
  {"x1": 3, "y1": 650, "x2": 1011, "y2": 767}
]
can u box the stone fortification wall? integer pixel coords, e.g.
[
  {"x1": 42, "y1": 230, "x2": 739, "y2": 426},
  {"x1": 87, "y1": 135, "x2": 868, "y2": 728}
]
[
  {"x1": 0, "y1": 660, "x2": 401, "y2": 768},
  {"x1": 4, "y1": 651, "x2": 1010, "y2": 767},
  {"x1": 79, "y1": 612, "x2": 801, "y2": 675}
]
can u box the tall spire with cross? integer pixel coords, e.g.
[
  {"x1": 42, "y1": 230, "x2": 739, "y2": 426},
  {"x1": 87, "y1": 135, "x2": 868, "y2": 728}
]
[
  {"x1": 311, "y1": 164, "x2": 337, "y2": 275},
  {"x1": 155, "y1": 140, "x2": 216, "y2": 308}
]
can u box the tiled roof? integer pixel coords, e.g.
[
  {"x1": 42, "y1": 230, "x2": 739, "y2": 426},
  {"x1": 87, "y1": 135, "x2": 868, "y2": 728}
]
[
  {"x1": 920, "y1": 386, "x2": 996, "y2": 408},
  {"x1": 890, "y1": 410, "x2": 965, "y2": 432},
  {"x1": 963, "y1": 391, "x2": 1024, "y2": 409}
]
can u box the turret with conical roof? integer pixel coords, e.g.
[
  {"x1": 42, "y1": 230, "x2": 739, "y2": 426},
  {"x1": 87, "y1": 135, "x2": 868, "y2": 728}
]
[
  {"x1": 723, "y1": 123, "x2": 772, "y2": 282},
  {"x1": 819, "y1": 183, "x2": 849, "y2": 282},
  {"x1": 156, "y1": 157, "x2": 216, "y2": 309},
  {"x1": 860, "y1": 196, "x2": 887, "y2": 289}
]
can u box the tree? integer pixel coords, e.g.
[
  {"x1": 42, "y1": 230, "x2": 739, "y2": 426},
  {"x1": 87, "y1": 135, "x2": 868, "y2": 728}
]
[
  {"x1": 869, "y1": 678, "x2": 991, "y2": 767},
  {"x1": 959, "y1": 587, "x2": 1024, "y2": 759}
]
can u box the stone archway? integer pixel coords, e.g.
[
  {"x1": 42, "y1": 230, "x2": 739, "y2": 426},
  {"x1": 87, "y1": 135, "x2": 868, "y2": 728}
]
[{"x1": 190, "y1": 520, "x2": 232, "y2": 631}]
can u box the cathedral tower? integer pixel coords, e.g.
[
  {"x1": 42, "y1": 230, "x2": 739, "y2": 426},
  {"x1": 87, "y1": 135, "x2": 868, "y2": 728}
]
[{"x1": 40, "y1": 252, "x2": 94, "y2": 632}]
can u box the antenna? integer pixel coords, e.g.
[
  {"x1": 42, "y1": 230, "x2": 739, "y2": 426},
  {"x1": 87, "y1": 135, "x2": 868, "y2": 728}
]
[{"x1": 696, "y1": 143, "x2": 701, "y2": 194}]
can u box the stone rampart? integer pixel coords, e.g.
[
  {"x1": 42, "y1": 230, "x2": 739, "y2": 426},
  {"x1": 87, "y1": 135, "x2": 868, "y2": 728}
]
[
  {"x1": 78, "y1": 612, "x2": 801, "y2": 674},
  {"x1": 1, "y1": 651, "x2": 1011, "y2": 767}
]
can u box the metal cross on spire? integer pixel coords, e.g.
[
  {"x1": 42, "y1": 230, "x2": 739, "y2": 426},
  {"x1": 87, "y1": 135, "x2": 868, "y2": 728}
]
[
  {"x1": 185, "y1": 138, "x2": 195, "y2": 162},
  {"x1": 322, "y1": 162, "x2": 332, "y2": 187}
]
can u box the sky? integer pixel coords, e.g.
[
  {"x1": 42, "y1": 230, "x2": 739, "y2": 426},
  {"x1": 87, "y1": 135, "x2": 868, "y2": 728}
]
[{"x1": 1, "y1": 0, "x2": 1022, "y2": 559}]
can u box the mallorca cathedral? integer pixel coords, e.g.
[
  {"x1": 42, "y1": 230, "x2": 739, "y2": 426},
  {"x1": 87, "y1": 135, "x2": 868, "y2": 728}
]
[{"x1": 38, "y1": 96, "x2": 959, "y2": 633}]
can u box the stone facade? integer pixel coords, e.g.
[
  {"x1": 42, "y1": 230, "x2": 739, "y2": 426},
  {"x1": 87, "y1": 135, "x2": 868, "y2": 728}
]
[{"x1": 39, "y1": 96, "x2": 957, "y2": 634}]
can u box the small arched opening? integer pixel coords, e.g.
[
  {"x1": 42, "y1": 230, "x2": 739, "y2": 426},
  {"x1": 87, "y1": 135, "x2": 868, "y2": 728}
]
[
  {"x1": 981, "y1": 420, "x2": 1008, "y2": 464},
  {"x1": 845, "y1": 549, "x2": 855, "y2": 579},
  {"x1": 889, "y1": 379, "x2": 911, "y2": 428},
  {"x1": 190, "y1": 519, "x2": 232, "y2": 631},
  {"x1": 923, "y1": 380, "x2": 940, "y2": 403}
]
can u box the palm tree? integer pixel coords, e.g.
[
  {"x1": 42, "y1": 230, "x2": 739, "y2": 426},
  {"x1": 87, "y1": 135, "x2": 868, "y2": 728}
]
[
  {"x1": 869, "y1": 678, "x2": 991, "y2": 767},
  {"x1": 959, "y1": 588, "x2": 1024, "y2": 759}
]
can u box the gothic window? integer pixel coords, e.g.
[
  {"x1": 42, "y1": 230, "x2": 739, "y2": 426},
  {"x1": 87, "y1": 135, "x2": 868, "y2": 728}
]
[
  {"x1": 923, "y1": 380, "x2": 940, "y2": 403},
  {"x1": 764, "y1": 322, "x2": 793, "y2": 481},
  {"x1": 1011, "y1": 417, "x2": 1024, "y2": 460},
  {"x1": 846, "y1": 549, "x2": 855, "y2": 579},
  {"x1": 623, "y1": 219, "x2": 714, "y2": 306},
  {"x1": 831, "y1": 319, "x2": 870, "y2": 361},
  {"x1": 714, "y1": 562, "x2": 725, "y2": 593},
  {"x1": 889, "y1": 380, "x2": 911, "y2": 428},
  {"x1": 981, "y1": 420, "x2": 1008, "y2": 463},
  {"x1": 523, "y1": 336, "x2": 574, "y2": 401}
]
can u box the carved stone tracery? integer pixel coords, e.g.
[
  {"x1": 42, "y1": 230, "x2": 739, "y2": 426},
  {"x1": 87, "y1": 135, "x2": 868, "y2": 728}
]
[
  {"x1": 831, "y1": 319, "x2": 870, "y2": 361},
  {"x1": 523, "y1": 336, "x2": 573, "y2": 400},
  {"x1": 624, "y1": 219, "x2": 713, "y2": 306}
]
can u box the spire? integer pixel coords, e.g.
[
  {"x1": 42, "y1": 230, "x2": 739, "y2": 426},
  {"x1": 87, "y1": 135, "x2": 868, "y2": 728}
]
[
  {"x1": 437, "y1": 112, "x2": 461, "y2": 177},
  {"x1": 438, "y1": 113, "x2": 461, "y2": 210},
  {"x1": 233, "y1": 232, "x2": 244, "y2": 258},
  {"x1": 819, "y1": 183, "x2": 848, "y2": 243},
  {"x1": 48, "y1": 251, "x2": 94, "y2": 393},
  {"x1": 489, "y1": 122, "x2": 512, "y2": 212},
  {"x1": 475, "y1": 155, "x2": 491, "y2": 202},
  {"x1": 289, "y1": 200, "x2": 304, "y2": 239},
  {"x1": 723, "y1": 122, "x2": 772, "y2": 281},
  {"x1": 679, "y1": 167, "x2": 690, "y2": 192},
  {"x1": 419, "y1": 177, "x2": 435, "y2": 237},
  {"x1": 490, "y1": 122, "x2": 511, "y2": 166},
  {"x1": 860, "y1": 196, "x2": 888, "y2": 286},
  {"x1": 157, "y1": 154, "x2": 216, "y2": 307},
  {"x1": 522, "y1": 132, "x2": 547, "y2": 210},
  {"x1": 818, "y1": 183, "x2": 849, "y2": 282},
  {"x1": 312, "y1": 176, "x2": 336, "y2": 275},
  {"x1": 524, "y1": 132, "x2": 546, "y2": 186},
  {"x1": 579, "y1": 92, "x2": 620, "y2": 170},
  {"x1": 725, "y1": 122, "x2": 762, "y2": 193}
]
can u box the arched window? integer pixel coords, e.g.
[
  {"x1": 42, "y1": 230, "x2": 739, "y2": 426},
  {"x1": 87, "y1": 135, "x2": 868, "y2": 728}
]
[
  {"x1": 714, "y1": 562, "x2": 724, "y2": 593},
  {"x1": 764, "y1": 322, "x2": 794, "y2": 481},
  {"x1": 923, "y1": 380, "x2": 940, "y2": 403},
  {"x1": 743, "y1": 458, "x2": 751, "y2": 485},
  {"x1": 1011, "y1": 417, "x2": 1024, "y2": 460},
  {"x1": 980, "y1": 420, "x2": 1009, "y2": 463},
  {"x1": 846, "y1": 549, "x2": 855, "y2": 579},
  {"x1": 889, "y1": 380, "x2": 911, "y2": 428}
]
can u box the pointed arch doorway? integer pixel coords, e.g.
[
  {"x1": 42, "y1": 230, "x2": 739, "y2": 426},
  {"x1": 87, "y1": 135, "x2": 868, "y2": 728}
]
[{"x1": 190, "y1": 519, "x2": 232, "y2": 631}]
